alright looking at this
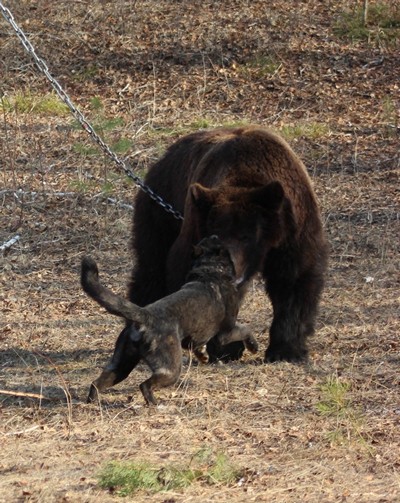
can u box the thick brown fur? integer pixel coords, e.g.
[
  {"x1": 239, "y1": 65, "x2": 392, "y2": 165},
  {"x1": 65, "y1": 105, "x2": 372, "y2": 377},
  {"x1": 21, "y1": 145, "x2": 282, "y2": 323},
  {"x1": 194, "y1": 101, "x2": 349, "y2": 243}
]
[
  {"x1": 129, "y1": 126, "x2": 328, "y2": 362},
  {"x1": 81, "y1": 236, "x2": 258, "y2": 405}
]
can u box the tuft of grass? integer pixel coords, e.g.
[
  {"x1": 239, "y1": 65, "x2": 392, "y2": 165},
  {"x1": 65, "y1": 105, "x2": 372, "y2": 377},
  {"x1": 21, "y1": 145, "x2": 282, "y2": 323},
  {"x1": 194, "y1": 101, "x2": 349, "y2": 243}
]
[
  {"x1": 316, "y1": 377, "x2": 351, "y2": 417},
  {"x1": 221, "y1": 118, "x2": 251, "y2": 128},
  {"x1": 205, "y1": 452, "x2": 240, "y2": 485},
  {"x1": 334, "y1": 3, "x2": 400, "y2": 44},
  {"x1": 72, "y1": 64, "x2": 100, "y2": 82},
  {"x1": 0, "y1": 91, "x2": 69, "y2": 116},
  {"x1": 98, "y1": 462, "x2": 195, "y2": 495},
  {"x1": 98, "y1": 450, "x2": 242, "y2": 496},
  {"x1": 112, "y1": 137, "x2": 133, "y2": 154},
  {"x1": 381, "y1": 95, "x2": 399, "y2": 137},
  {"x1": 190, "y1": 117, "x2": 213, "y2": 129},
  {"x1": 72, "y1": 142, "x2": 99, "y2": 156},
  {"x1": 101, "y1": 181, "x2": 115, "y2": 196},
  {"x1": 147, "y1": 118, "x2": 251, "y2": 145},
  {"x1": 316, "y1": 376, "x2": 372, "y2": 451},
  {"x1": 71, "y1": 97, "x2": 130, "y2": 158},
  {"x1": 280, "y1": 122, "x2": 330, "y2": 141},
  {"x1": 68, "y1": 179, "x2": 96, "y2": 193},
  {"x1": 237, "y1": 54, "x2": 282, "y2": 78},
  {"x1": 147, "y1": 120, "x2": 210, "y2": 139},
  {"x1": 90, "y1": 96, "x2": 103, "y2": 111}
]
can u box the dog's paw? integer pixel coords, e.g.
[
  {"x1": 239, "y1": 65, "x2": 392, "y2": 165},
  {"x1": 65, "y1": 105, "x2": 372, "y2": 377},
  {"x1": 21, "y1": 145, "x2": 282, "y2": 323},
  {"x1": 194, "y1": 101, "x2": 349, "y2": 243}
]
[
  {"x1": 194, "y1": 345, "x2": 210, "y2": 364},
  {"x1": 244, "y1": 335, "x2": 259, "y2": 354},
  {"x1": 207, "y1": 340, "x2": 245, "y2": 363}
]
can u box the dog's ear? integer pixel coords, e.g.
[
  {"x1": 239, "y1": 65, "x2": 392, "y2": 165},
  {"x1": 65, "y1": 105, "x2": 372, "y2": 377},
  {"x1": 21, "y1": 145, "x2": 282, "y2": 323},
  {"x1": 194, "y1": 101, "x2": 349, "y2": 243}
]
[{"x1": 192, "y1": 243, "x2": 204, "y2": 258}]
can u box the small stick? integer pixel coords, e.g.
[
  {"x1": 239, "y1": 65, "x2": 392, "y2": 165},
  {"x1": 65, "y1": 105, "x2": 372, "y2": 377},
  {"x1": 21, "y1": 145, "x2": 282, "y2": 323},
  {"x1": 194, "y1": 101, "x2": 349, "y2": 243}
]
[
  {"x1": 4, "y1": 425, "x2": 40, "y2": 437},
  {"x1": 0, "y1": 389, "x2": 49, "y2": 400}
]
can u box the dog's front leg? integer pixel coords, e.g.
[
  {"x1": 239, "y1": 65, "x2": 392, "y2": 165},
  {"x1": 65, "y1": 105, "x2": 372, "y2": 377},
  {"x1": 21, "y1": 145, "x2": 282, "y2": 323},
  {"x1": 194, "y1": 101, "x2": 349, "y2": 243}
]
[
  {"x1": 193, "y1": 344, "x2": 209, "y2": 364},
  {"x1": 140, "y1": 332, "x2": 183, "y2": 405},
  {"x1": 217, "y1": 324, "x2": 259, "y2": 354}
]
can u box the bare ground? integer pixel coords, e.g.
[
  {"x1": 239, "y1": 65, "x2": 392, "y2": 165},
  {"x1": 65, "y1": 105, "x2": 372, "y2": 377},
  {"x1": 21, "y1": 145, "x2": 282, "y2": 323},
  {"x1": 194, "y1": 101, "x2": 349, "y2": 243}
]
[{"x1": 1, "y1": 1, "x2": 399, "y2": 502}]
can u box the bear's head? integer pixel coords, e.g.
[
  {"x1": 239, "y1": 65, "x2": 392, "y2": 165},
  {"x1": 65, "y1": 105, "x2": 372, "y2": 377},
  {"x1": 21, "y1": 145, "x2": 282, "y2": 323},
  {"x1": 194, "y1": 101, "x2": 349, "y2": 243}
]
[{"x1": 190, "y1": 181, "x2": 287, "y2": 285}]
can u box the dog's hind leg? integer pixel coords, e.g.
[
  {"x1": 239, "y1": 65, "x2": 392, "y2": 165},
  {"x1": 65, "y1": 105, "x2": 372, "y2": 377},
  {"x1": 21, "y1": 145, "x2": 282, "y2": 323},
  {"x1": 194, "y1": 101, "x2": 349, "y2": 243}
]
[
  {"x1": 87, "y1": 325, "x2": 141, "y2": 403},
  {"x1": 140, "y1": 334, "x2": 182, "y2": 405},
  {"x1": 139, "y1": 368, "x2": 180, "y2": 405},
  {"x1": 139, "y1": 363, "x2": 183, "y2": 405}
]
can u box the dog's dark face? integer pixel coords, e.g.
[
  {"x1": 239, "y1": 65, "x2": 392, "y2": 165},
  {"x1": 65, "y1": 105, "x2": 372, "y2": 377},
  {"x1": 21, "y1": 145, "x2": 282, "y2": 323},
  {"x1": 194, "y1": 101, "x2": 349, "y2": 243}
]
[{"x1": 191, "y1": 235, "x2": 236, "y2": 280}]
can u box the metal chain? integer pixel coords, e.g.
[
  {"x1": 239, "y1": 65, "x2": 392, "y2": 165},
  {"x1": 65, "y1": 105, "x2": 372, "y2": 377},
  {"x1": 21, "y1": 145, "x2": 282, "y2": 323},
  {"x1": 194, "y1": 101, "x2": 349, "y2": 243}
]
[{"x1": 0, "y1": 2, "x2": 184, "y2": 220}]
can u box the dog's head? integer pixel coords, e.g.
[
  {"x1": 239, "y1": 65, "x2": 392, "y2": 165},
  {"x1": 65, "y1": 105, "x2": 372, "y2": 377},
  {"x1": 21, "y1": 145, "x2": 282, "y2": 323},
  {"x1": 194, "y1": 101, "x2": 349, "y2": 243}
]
[
  {"x1": 192, "y1": 235, "x2": 227, "y2": 257},
  {"x1": 189, "y1": 235, "x2": 236, "y2": 282}
]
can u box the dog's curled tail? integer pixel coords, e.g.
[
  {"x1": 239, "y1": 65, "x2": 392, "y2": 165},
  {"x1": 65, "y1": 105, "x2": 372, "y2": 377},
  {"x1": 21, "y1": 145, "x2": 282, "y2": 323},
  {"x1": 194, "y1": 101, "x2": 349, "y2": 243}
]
[{"x1": 81, "y1": 257, "x2": 148, "y2": 325}]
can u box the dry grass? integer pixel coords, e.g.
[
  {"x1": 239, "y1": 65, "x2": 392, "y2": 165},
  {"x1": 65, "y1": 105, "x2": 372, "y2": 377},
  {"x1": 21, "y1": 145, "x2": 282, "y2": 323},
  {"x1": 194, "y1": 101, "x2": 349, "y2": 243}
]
[{"x1": 1, "y1": 1, "x2": 399, "y2": 501}]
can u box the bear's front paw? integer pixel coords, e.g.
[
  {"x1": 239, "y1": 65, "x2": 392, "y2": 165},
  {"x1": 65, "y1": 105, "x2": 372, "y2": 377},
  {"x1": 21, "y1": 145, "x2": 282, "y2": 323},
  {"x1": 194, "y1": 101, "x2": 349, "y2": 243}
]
[
  {"x1": 207, "y1": 339, "x2": 245, "y2": 363},
  {"x1": 264, "y1": 344, "x2": 308, "y2": 364}
]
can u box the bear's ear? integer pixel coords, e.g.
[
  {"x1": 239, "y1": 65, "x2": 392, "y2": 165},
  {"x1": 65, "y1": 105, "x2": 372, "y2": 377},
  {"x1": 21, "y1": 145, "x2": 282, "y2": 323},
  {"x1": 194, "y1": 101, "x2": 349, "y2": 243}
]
[
  {"x1": 248, "y1": 181, "x2": 284, "y2": 211},
  {"x1": 190, "y1": 183, "x2": 218, "y2": 213}
]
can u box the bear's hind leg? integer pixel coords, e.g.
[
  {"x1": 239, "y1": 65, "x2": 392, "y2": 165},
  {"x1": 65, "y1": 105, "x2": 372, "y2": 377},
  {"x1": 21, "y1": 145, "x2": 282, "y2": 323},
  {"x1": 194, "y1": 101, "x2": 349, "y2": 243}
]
[{"x1": 129, "y1": 193, "x2": 180, "y2": 306}]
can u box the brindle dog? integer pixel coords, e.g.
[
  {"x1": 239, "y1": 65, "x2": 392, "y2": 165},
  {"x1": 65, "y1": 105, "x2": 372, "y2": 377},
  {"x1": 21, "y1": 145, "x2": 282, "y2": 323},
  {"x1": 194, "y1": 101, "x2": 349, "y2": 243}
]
[{"x1": 81, "y1": 236, "x2": 258, "y2": 405}]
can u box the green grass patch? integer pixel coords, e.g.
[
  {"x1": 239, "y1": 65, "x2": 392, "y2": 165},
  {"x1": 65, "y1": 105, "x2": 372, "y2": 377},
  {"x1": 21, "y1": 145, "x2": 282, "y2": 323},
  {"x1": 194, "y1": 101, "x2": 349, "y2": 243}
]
[
  {"x1": 0, "y1": 91, "x2": 69, "y2": 116},
  {"x1": 316, "y1": 376, "x2": 372, "y2": 451},
  {"x1": 148, "y1": 118, "x2": 251, "y2": 142},
  {"x1": 111, "y1": 137, "x2": 132, "y2": 154},
  {"x1": 147, "y1": 118, "x2": 252, "y2": 159},
  {"x1": 72, "y1": 142, "x2": 99, "y2": 156},
  {"x1": 241, "y1": 54, "x2": 282, "y2": 78},
  {"x1": 71, "y1": 117, "x2": 125, "y2": 134},
  {"x1": 334, "y1": 3, "x2": 400, "y2": 44},
  {"x1": 68, "y1": 179, "x2": 97, "y2": 193},
  {"x1": 280, "y1": 122, "x2": 330, "y2": 141},
  {"x1": 68, "y1": 178, "x2": 120, "y2": 196},
  {"x1": 147, "y1": 122, "x2": 200, "y2": 139},
  {"x1": 381, "y1": 95, "x2": 398, "y2": 137},
  {"x1": 71, "y1": 97, "x2": 131, "y2": 157},
  {"x1": 98, "y1": 462, "x2": 197, "y2": 496},
  {"x1": 98, "y1": 449, "x2": 242, "y2": 496},
  {"x1": 72, "y1": 64, "x2": 100, "y2": 82},
  {"x1": 316, "y1": 377, "x2": 351, "y2": 417}
]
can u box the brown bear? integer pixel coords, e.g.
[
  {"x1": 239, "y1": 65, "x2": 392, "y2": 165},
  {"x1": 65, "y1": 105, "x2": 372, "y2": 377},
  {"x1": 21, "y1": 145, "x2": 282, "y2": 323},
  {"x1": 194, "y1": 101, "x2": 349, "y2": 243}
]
[{"x1": 128, "y1": 126, "x2": 328, "y2": 363}]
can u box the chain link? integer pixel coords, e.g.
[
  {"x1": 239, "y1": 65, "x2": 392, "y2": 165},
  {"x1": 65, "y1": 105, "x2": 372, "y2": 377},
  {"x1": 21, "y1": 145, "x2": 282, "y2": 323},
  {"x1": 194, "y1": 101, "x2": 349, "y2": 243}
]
[{"x1": 0, "y1": 2, "x2": 184, "y2": 220}]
